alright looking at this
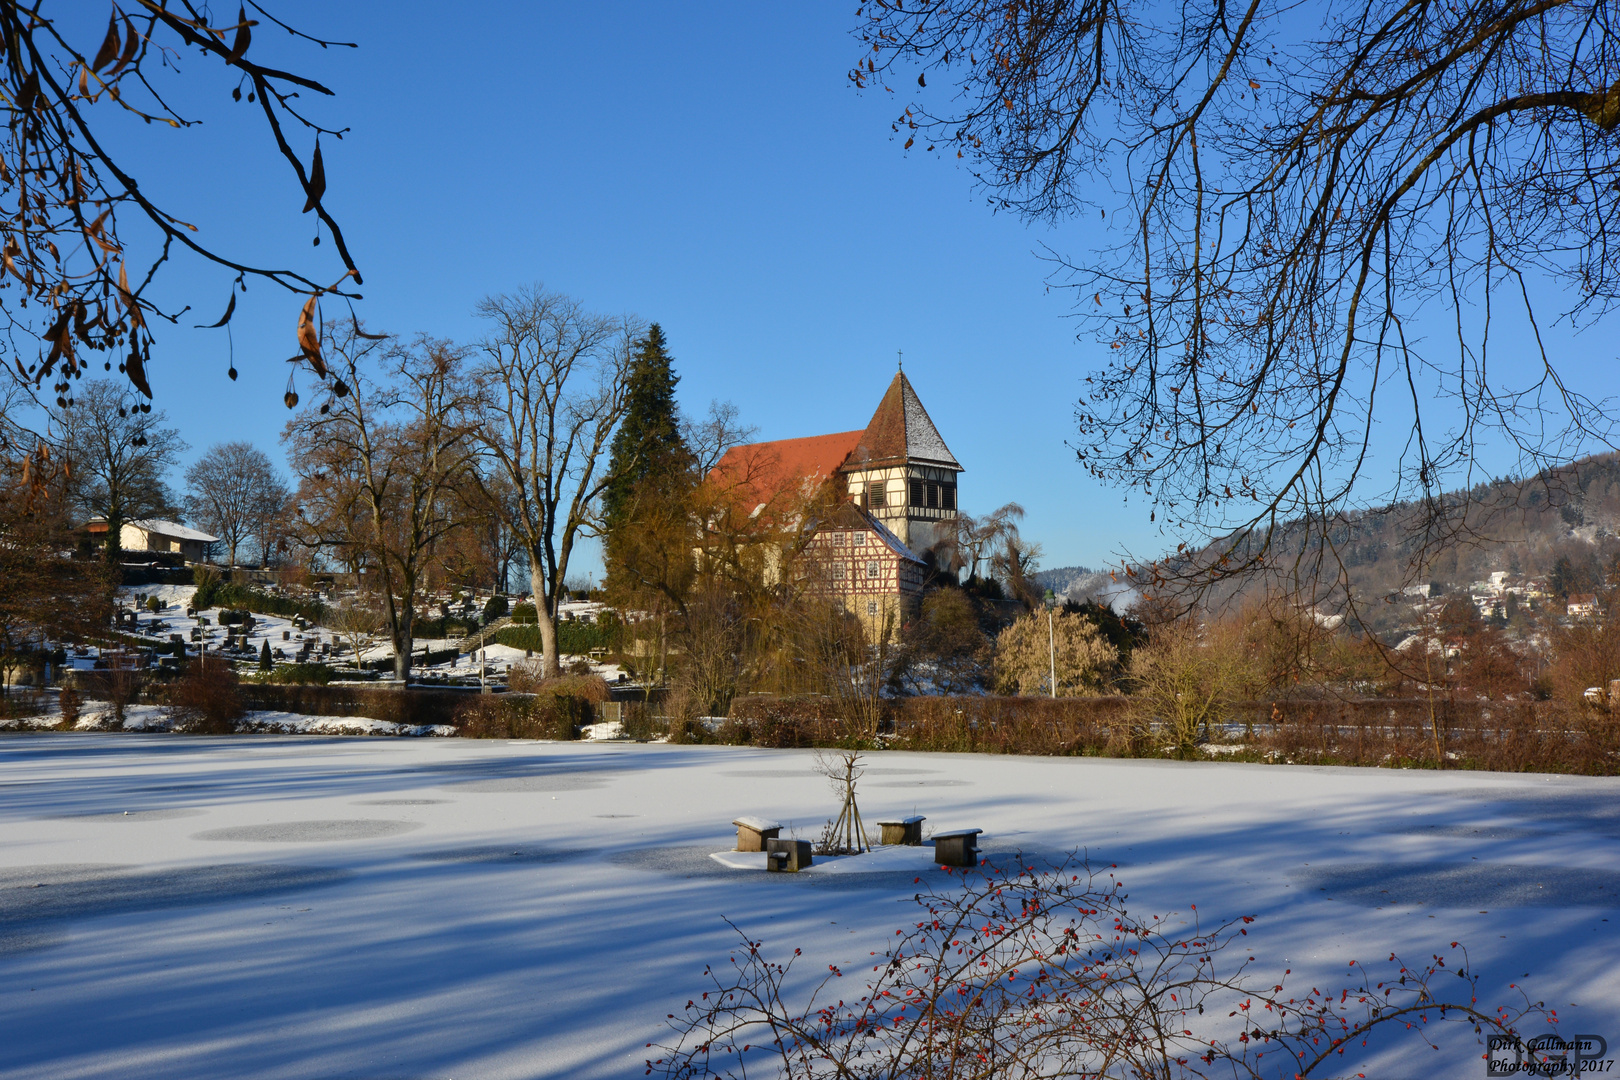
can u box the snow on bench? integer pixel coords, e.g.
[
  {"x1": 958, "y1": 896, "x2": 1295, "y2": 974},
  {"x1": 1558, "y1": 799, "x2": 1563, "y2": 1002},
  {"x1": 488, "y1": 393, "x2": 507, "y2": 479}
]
[{"x1": 732, "y1": 816, "x2": 782, "y2": 852}]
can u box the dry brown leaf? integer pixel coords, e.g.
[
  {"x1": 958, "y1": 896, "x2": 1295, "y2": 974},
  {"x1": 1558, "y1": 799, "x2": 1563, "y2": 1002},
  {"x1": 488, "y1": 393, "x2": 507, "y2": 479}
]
[
  {"x1": 230, "y1": 6, "x2": 252, "y2": 61},
  {"x1": 109, "y1": 16, "x2": 139, "y2": 76},
  {"x1": 302, "y1": 142, "x2": 325, "y2": 214},
  {"x1": 196, "y1": 291, "x2": 235, "y2": 329},
  {"x1": 126, "y1": 338, "x2": 151, "y2": 398},
  {"x1": 16, "y1": 70, "x2": 39, "y2": 111},
  {"x1": 92, "y1": 10, "x2": 121, "y2": 71},
  {"x1": 297, "y1": 293, "x2": 326, "y2": 377}
]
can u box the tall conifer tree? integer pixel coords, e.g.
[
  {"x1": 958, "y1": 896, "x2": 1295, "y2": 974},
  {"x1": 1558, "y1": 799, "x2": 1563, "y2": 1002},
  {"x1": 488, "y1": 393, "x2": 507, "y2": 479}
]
[
  {"x1": 602, "y1": 326, "x2": 697, "y2": 619},
  {"x1": 602, "y1": 324, "x2": 691, "y2": 535}
]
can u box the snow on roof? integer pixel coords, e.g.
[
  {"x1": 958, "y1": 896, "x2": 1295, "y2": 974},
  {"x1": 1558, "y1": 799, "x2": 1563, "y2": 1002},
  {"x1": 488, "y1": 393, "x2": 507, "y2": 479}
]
[
  {"x1": 814, "y1": 502, "x2": 926, "y2": 564},
  {"x1": 845, "y1": 370, "x2": 961, "y2": 471},
  {"x1": 127, "y1": 519, "x2": 219, "y2": 543}
]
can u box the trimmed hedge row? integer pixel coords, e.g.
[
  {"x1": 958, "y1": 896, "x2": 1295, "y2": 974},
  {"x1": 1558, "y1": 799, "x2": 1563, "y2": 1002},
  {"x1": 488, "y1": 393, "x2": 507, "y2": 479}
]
[
  {"x1": 236, "y1": 682, "x2": 471, "y2": 726},
  {"x1": 494, "y1": 620, "x2": 619, "y2": 656},
  {"x1": 700, "y1": 694, "x2": 1619, "y2": 774}
]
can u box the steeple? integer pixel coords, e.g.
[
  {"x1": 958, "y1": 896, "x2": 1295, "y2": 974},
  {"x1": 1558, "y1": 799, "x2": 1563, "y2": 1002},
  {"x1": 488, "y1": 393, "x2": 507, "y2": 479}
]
[{"x1": 845, "y1": 370, "x2": 961, "y2": 471}]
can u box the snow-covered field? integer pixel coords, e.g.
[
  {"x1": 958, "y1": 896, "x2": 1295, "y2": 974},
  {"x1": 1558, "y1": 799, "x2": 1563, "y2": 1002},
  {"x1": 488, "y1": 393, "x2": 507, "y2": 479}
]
[{"x1": 2, "y1": 735, "x2": 1617, "y2": 1079}]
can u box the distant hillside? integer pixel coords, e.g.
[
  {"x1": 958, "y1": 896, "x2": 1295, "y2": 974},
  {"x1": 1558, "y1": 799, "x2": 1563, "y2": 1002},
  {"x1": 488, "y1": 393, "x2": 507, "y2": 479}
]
[
  {"x1": 1032, "y1": 565, "x2": 1096, "y2": 594},
  {"x1": 1032, "y1": 564, "x2": 1142, "y2": 612},
  {"x1": 1194, "y1": 451, "x2": 1620, "y2": 632}
]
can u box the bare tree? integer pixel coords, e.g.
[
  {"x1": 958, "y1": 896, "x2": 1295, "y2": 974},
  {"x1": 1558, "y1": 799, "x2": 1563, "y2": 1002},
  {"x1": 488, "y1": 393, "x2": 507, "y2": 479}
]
[
  {"x1": 0, "y1": 441, "x2": 112, "y2": 694},
  {"x1": 53, "y1": 377, "x2": 185, "y2": 556},
  {"x1": 855, "y1": 0, "x2": 1620, "y2": 603},
  {"x1": 184, "y1": 441, "x2": 289, "y2": 566},
  {"x1": 284, "y1": 326, "x2": 481, "y2": 681},
  {"x1": 683, "y1": 400, "x2": 757, "y2": 476},
  {"x1": 323, "y1": 600, "x2": 384, "y2": 668},
  {"x1": 0, "y1": 3, "x2": 360, "y2": 411},
  {"x1": 472, "y1": 285, "x2": 641, "y2": 678},
  {"x1": 953, "y1": 502, "x2": 1026, "y2": 585}
]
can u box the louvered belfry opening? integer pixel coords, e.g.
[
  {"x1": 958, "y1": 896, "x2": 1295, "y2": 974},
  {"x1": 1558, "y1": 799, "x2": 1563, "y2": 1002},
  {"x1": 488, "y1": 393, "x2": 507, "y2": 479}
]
[{"x1": 838, "y1": 370, "x2": 963, "y2": 557}]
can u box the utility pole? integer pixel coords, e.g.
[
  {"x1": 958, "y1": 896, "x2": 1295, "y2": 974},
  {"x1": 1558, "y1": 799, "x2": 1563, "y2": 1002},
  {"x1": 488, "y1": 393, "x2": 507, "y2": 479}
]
[{"x1": 1048, "y1": 606, "x2": 1057, "y2": 699}]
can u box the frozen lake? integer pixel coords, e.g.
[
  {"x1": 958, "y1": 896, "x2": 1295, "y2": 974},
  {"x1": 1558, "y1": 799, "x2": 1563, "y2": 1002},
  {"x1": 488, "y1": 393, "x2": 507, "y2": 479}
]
[{"x1": 2, "y1": 733, "x2": 1617, "y2": 1079}]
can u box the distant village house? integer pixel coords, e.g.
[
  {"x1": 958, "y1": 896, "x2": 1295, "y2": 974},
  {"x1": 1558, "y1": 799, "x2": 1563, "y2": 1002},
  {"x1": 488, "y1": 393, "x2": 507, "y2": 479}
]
[{"x1": 86, "y1": 517, "x2": 219, "y2": 563}]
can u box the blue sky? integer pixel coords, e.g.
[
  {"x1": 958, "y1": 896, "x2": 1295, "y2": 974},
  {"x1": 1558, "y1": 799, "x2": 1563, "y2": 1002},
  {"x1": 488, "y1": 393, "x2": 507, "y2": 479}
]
[{"x1": 57, "y1": 2, "x2": 1616, "y2": 579}]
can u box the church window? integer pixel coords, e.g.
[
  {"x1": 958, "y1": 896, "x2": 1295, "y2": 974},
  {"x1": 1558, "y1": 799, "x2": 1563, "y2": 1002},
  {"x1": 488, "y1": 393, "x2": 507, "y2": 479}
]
[
  {"x1": 867, "y1": 561, "x2": 881, "y2": 579},
  {"x1": 942, "y1": 483, "x2": 956, "y2": 511},
  {"x1": 867, "y1": 601, "x2": 878, "y2": 616},
  {"x1": 927, "y1": 483, "x2": 939, "y2": 509},
  {"x1": 910, "y1": 479, "x2": 925, "y2": 506},
  {"x1": 868, "y1": 480, "x2": 887, "y2": 508}
]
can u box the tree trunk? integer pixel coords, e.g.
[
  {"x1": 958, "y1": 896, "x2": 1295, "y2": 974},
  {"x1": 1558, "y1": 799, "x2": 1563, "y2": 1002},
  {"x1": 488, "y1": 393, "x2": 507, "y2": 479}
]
[
  {"x1": 529, "y1": 561, "x2": 560, "y2": 678},
  {"x1": 391, "y1": 597, "x2": 414, "y2": 684}
]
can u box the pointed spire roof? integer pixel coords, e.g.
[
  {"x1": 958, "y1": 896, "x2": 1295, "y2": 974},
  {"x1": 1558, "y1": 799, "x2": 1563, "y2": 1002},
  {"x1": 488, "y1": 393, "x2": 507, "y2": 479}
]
[{"x1": 845, "y1": 371, "x2": 961, "y2": 471}]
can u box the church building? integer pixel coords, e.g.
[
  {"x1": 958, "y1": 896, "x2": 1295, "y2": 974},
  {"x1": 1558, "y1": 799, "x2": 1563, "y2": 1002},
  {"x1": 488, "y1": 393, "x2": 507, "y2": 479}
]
[{"x1": 709, "y1": 368, "x2": 962, "y2": 627}]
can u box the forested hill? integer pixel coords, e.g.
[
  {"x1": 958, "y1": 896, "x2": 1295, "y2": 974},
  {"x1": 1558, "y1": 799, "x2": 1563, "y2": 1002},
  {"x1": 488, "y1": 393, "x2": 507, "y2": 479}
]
[{"x1": 1192, "y1": 451, "x2": 1620, "y2": 631}]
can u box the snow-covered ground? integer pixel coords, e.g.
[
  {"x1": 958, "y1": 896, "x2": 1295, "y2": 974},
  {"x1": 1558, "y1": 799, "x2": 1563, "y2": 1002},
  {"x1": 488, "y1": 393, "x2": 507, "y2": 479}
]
[
  {"x1": 104, "y1": 585, "x2": 625, "y2": 683},
  {"x1": 1, "y1": 737, "x2": 1616, "y2": 1079},
  {"x1": 0, "y1": 705, "x2": 457, "y2": 738}
]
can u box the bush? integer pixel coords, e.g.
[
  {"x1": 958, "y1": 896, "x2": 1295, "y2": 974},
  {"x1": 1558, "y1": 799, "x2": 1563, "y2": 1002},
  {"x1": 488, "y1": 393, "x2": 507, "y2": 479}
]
[
  {"x1": 236, "y1": 682, "x2": 466, "y2": 725},
  {"x1": 263, "y1": 663, "x2": 333, "y2": 685},
  {"x1": 494, "y1": 618, "x2": 621, "y2": 656},
  {"x1": 456, "y1": 689, "x2": 595, "y2": 740},
  {"x1": 73, "y1": 657, "x2": 144, "y2": 725},
  {"x1": 723, "y1": 695, "x2": 846, "y2": 748},
  {"x1": 653, "y1": 856, "x2": 1547, "y2": 1079},
  {"x1": 483, "y1": 595, "x2": 509, "y2": 620},
  {"x1": 164, "y1": 656, "x2": 245, "y2": 733},
  {"x1": 511, "y1": 601, "x2": 537, "y2": 622},
  {"x1": 57, "y1": 685, "x2": 80, "y2": 729},
  {"x1": 196, "y1": 579, "x2": 326, "y2": 623},
  {"x1": 192, "y1": 564, "x2": 222, "y2": 609}
]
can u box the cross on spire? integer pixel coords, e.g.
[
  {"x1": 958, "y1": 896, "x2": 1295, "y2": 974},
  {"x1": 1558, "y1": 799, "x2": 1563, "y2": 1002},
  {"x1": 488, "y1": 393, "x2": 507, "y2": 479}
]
[{"x1": 897, "y1": 348, "x2": 903, "y2": 371}]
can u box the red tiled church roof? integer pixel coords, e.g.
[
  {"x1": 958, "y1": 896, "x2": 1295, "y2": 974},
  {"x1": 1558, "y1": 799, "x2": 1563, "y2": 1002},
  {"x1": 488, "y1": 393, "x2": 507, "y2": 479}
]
[
  {"x1": 708, "y1": 370, "x2": 961, "y2": 511},
  {"x1": 709, "y1": 430, "x2": 863, "y2": 512}
]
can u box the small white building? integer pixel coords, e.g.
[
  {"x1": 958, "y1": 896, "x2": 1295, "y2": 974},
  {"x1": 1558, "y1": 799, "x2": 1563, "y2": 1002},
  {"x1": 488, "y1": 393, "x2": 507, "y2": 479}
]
[
  {"x1": 1567, "y1": 593, "x2": 1599, "y2": 620},
  {"x1": 119, "y1": 519, "x2": 218, "y2": 563}
]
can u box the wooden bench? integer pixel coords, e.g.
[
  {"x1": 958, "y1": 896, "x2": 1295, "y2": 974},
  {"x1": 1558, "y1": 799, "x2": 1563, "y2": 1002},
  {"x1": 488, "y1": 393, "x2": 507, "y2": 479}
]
[
  {"x1": 733, "y1": 816, "x2": 782, "y2": 852},
  {"x1": 877, "y1": 815, "x2": 926, "y2": 846},
  {"x1": 931, "y1": 828, "x2": 982, "y2": 868},
  {"x1": 765, "y1": 837, "x2": 812, "y2": 873}
]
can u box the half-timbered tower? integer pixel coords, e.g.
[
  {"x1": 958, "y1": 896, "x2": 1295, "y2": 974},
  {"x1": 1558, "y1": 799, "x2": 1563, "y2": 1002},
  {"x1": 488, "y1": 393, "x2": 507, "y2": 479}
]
[
  {"x1": 708, "y1": 368, "x2": 961, "y2": 633},
  {"x1": 838, "y1": 370, "x2": 963, "y2": 562}
]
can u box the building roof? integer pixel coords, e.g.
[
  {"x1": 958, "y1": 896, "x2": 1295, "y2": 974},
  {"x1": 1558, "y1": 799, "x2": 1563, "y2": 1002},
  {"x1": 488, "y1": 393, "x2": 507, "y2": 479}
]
[
  {"x1": 814, "y1": 501, "x2": 926, "y2": 564},
  {"x1": 126, "y1": 518, "x2": 219, "y2": 544},
  {"x1": 709, "y1": 430, "x2": 864, "y2": 515},
  {"x1": 843, "y1": 370, "x2": 961, "y2": 471}
]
